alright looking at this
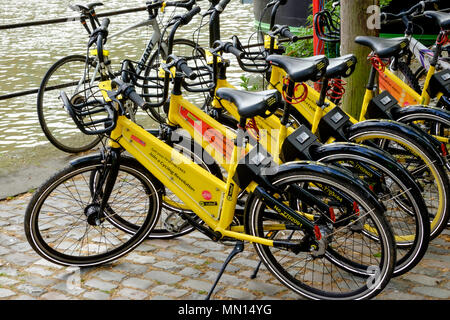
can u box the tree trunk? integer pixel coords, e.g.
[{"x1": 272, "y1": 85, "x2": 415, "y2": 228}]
[{"x1": 340, "y1": 0, "x2": 379, "y2": 119}]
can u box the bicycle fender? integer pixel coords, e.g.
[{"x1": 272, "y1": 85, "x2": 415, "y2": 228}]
[
  {"x1": 70, "y1": 153, "x2": 104, "y2": 167},
  {"x1": 393, "y1": 105, "x2": 450, "y2": 124},
  {"x1": 311, "y1": 142, "x2": 413, "y2": 181},
  {"x1": 347, "y1": 119, "x2": 446, "y2": 167},
  {"x1": 256, "y1": 160, "x2": 383, "y2": 208}
]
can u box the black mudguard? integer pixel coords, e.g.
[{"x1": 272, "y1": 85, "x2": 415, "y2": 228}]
[
  {"x1": 310, "y1": 141, "x2": 417, "y2": 185},
  {"x1": 346, "y1": 119, "x2": 446, "y2": 167},
  {"x1": 243, "y1": 160, "x2": 384, "y2": 234}
]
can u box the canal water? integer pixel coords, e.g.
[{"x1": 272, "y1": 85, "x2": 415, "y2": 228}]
[{"x1": 0, "y1": 0, "x2": 257, "y2": 161}]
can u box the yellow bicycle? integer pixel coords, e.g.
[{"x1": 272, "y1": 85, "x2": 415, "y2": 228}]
[{"x1": 24, "y1": 47, "x2": 399, "y2": 299}]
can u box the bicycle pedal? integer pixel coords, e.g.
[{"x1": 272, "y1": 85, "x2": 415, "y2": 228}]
[{"x1": 163, "y1": 212, "x2": 190, "y2": 233}]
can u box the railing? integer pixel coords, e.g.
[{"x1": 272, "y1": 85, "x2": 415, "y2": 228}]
[{"x1": 0, "y1": 2, "x2": 312, "y2": 101}]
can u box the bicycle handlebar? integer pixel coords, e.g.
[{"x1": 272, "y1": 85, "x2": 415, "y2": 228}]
[
  {"x1": 180, "y1": 5, "x2": 201, "y2": 25},
  {"x1": 212, "y1": 40, "x2": 245, "y2": 58},
  {"x1": 146, "y1": 0, "x2": 196, "y2": 11},
  {"x1": 270, "y1": 25, "x2": 299, "y2": 42},
  {"x1": 100, "y1": 17, "x2": 110, "y2": 30},
  {"x1": 92, "y1": 18, "x2": 110, "y2": 64},
  {"x1": 381, "y1": 0, "x2": 440, "y2": 23},
  {"x1": 204, "y1": 0, "x2": 232, "y2": 23}
]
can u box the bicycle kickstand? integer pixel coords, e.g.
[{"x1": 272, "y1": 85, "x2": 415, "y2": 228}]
[
  {"x1": 205, "y1": 240, "x2": 244, "y2": 300},
  {"x1": 250, "y1": 261, "x2": 263, "y2": 279}
]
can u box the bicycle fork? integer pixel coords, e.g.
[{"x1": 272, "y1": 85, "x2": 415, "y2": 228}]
[{"x1": 86, "y1": 148, "x2": 121, "y2": 226}]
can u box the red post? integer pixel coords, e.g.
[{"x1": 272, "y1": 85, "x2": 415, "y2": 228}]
[
  {"x1": 313, "y1": 0, "x2": 325, "y2": 56},
  {"x1": 313, "y1": 0, "x2": 325, "y2": 91}
]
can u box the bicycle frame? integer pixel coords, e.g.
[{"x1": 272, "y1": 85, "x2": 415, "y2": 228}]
[
  {"x1": 380, "y1": 28, "x2": 450, "y2": 107},
  {"x1": 103, "y1": 77, "x2": 323, "y2": 248}
]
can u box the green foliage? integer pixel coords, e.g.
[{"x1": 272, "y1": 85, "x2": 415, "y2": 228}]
[
  {"x1": 283, "y1": 27, "x2": 314, "y2": 58},
  {"x1": 283, "y1": 0, "x2": 392, "y2": 58},
  {"x1": 239, "y1": 75, "x2": 260, "y2": 91},
  {"x1": 380, "y1": 0, "x2": 393, "y2": 7}
]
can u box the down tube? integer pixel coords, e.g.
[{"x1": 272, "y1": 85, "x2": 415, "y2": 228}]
[{"x1": 116, "y1": 116, "x2": 227, "y2": 225}]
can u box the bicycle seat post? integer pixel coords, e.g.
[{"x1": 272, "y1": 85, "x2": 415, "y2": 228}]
[
  {"x1": 317, "y1": 77, "x2": 330, "y2": 108},
  {"x1": 280, "y1": 78, "x2": 295, "y2": 126}
]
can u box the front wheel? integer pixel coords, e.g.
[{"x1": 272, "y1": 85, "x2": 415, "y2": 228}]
[
  {"x1": 245, "y1": 165, "x2": 396, "y2": 300},
  {"x1": 24, "y1": 156, "x2": 161, "y2": 267},
  {"x1": 37, "y1": 55, "x2": 102, "y2": 153}
]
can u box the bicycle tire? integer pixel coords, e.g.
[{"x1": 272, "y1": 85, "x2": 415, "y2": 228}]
[
  {"x1": 245, "y1": 164, "x2": 396, "y2": 300},
  {"x1": 24, "y1": 156, "x2": 161, "y2": 267},
  {"x1": 395, "y1": 110, "x2": 450, "y2": 227},
  {"x1": 37, "y1": 55, "x2": 102, "y2": 153},
  {"x1": 244, "y1": 106, "x2": 429, "y2": 276},
  {"x1": 314, "y1": 145, "x2": 429, "y2": 277},
  {"x1": 347, "y1": 125, "x2": 450, "y2": 240}
]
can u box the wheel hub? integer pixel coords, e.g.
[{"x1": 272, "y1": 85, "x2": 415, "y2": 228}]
[{"x1": 84, "y1": 203, "x2": 104, "y2": 226}]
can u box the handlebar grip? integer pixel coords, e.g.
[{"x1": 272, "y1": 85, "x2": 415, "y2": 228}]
[
  {"x1": 100, "y1": 18, "x2": 110, "y2": 30},
  {"x1": 179, "y1": 61, "x2": 197, "y2": 80},
  {"x1": 224, "y1": 43, "x2": 244, "y2": 59},
  {"x1": 127, "y1": 88, "x2": 147, "y2": 109},
  {"x1": 180, "y1": 5, "x2": 201, "y2": 25},
  {"x1": 280, "y1": 28, "x2": 299, "y2": 42},
  {"x1": 217, "y1": 0, "x2": 232, "y2": 10}
]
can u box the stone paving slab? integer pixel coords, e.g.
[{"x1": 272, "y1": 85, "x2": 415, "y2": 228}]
[{"x1": 0, "y1": 193, "x2": 449, "y2": 300}]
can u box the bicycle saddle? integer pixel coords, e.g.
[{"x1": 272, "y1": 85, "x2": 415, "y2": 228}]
[
  {"x1": 325, "y1": 54, "x2": 357, "y2": 79},
  {"x1": 70, "y1": 2, "x2": 103, "y2": 13},
  {"x1": 424, "y1": 11, "x2": 450, "y2": 29},
  {"x1": 266, "y1": 55, "x2": 329, "y2": 83},
  {"x1": 216, "y1": 88, "x2": 282, "y2": 119},
  {"x1": 355, "y1": 36, "x2": 409, "y2": 58}
]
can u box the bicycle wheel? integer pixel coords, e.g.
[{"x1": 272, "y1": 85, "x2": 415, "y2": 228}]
[
  {"x1": 37, "y1": 55, "x2": 102, "y2": 153},
  {"x1": 348, "y1": 125, "x2": 450, "y2": 240},
  {"x1": 24, "y1": 156, "x2": 161, "y2": 267},
  {"x1": 245, "y1": 164, "x2": 396, "y2": 300},
  {"x1": 142, "y1": 38, "x2": 209, "y2": 124},
  {"x1": 315, "y1": 144, "x2": 429, "y2": 277},
  {"x1": 395, "y1": 111, "x2": 450, "y2": 227}
]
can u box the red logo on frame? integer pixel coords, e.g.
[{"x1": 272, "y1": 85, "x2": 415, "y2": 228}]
[{"x1": 202, "y1": 190, "x2": 212, "y2": 200}]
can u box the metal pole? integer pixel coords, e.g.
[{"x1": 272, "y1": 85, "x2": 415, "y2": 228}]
[
  {"x1": 313, "y1": 0, "x2": 324, "y2": 56},
  {"x1": 209, "y1": 0, "x2": 220, "y2": 47},
  {"x1": 0, "y1": 6, "x2": 147, "y2": 30}
]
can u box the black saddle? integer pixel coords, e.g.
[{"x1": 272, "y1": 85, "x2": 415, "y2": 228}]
[
  {"x1": 70, "y1": 2, "x2": 103, "y2": 13},
  {"x1": 355, "y1": 36, "x2": 409, "y2": 58},
  {"x1": 266, "y1": 55, "x2": 329, "y2": 83},
  {"x1": 216, "y1": 88, "x2": 282, "y2": 119},
  {"x1": 325, "y1": 54, "x2": 357, "y2": 79},
  {"x1": 424, "y1": 11, "x2": 450, "y2": 29}
]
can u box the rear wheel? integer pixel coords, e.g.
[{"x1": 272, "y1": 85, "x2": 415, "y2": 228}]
[
  {"x1": 245, "y1": 166, "x2": 396, "y2": 300},
  {"x1": 316, "y1": 147, "x2": 429, "y2": 277},
  {"x1": 348, "y1": 127, "x2": 450, "y2": 240}
]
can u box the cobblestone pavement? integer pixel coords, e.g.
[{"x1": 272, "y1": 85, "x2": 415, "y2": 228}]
[{"x1": 0, "y1": 193, "x2": 449, "y2": 301}]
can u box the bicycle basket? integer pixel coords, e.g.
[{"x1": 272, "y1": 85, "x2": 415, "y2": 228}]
[
  {"x1": 60, "y1": 87, "x2": 116, "y2": 136},
  {"x1": 180, "y1": 46, "x2": 215, "y2": 93},
  {"x1": 232, "y1": 35, "x2": 271, "y2": 74},
  {"x1": 121, "y1": 59, "x2": 169, "y2": 109}
]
